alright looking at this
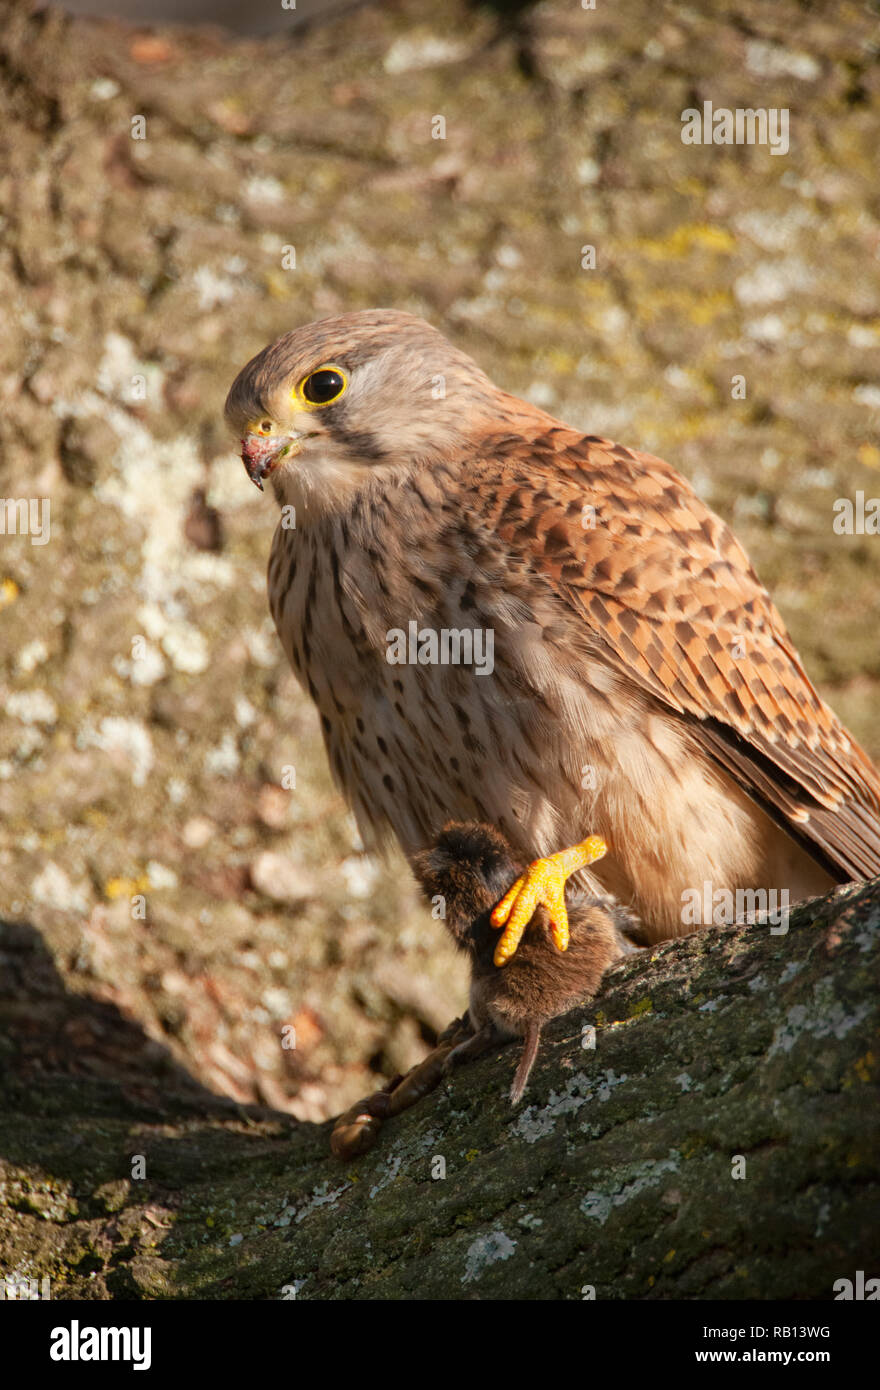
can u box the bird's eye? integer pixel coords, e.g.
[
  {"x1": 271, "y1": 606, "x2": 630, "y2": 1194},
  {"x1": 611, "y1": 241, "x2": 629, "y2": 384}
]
[
  {"x1": 257, "y1": 420, "x2": 273, "y2": 435},
  {"x1": 301, "y1": 366, "x2": 346, "y2": 406}
]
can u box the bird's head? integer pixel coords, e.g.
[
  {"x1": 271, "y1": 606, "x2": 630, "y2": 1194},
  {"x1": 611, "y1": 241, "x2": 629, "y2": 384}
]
[{"x1": 224, "y1": 309, "x2": 503, "y2": 512}]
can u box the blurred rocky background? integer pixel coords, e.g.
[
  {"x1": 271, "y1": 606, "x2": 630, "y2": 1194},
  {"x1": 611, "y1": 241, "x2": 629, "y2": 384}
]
[{"x1": 1, "y1": 0, "x2": 878, "y2": 1124}]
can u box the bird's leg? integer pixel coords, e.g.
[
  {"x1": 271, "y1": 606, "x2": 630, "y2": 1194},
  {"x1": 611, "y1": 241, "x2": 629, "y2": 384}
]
[{"x1": 490, "y1": 835, "x2": 608, "y2": 966}]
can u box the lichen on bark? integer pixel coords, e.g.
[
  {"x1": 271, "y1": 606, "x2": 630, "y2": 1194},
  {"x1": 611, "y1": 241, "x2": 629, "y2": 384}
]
[{"x1": 2, "y1": 877, "x2": 877, "y2": 1300}]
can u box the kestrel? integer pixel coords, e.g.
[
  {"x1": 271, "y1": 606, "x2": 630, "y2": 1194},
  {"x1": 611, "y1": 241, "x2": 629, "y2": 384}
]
[{"x1": 225, "y1": 309, "x2": 880, "y2": 962}]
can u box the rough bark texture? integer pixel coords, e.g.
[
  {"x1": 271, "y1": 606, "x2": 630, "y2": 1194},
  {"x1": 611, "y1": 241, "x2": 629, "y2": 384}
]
[{"x1": 2, "y1": 878, "x2": 877, "y2": 1300}]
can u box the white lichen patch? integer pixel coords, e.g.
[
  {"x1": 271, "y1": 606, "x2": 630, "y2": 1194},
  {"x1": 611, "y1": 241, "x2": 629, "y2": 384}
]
[
  {"x1": 462, "y1": 1229, "x2": 517, "y2": 1284},
  {"x1": 411, "y1": 1127, "x2": 443, "y2": 1158},
  {"x1": 260, "y1": 986, "x2": 293, "y2": 1019},
  {"x1": 167, "y1": 777, "x2": 188, "y2": 805},
  {"x1": 89, "y1": 77, "x2": 120, "y2": 101},
  {"x1": 293, "y1": 1180, "x2": 351, "y2": 1225},
  {"x1": 596, "y1": 1069, "x2": 628, "y2": 1101},
  {"x1": 160, "y1": 622, "x2": 209, "y2": 675},
  {"x1": 95, "y1": 332, "x2": 165, "y2": 404},
  {"x1": 113, "y1": 640, "x2": 167, "y2": 687},
  {"x1": 184, "y1": 551, "x2": 238, "y2": 588},
  {"x1": 146, "y1": 860, "x2": 178, "y2": 891},
  {"x1": 203, "y1": 454, "x2": 260, "y2": 509},
  {"x1": 744, "y1": 39, "x2": 820, "y2": 81},
  {"x1": 203, "y1": 733, "x2": 240, "y2": 778},
  {"x1": 745, "y1": 313, "x2": 786, "y2": 343},
  {"x1": 368, "y1": 1155, "x2": 403, "y2": 1200},
  {"x1": 242, "y1": 623, "x2": 279, "y2": 669},
  {"x1": 576, "y1": 157, "x2": 601, "y2": 186},
  {"x1": 136, "y1": 602, "x2": 210, "y2": 676},
  {"x1": 190, "y1": 265, "x2": 238, "y2": 311},
  {"x1": 384, "y1": 34, "x2": 470, "y2": 75},
  {"x1": 234, "y1": 696, "x2": 257, "y2": 728},
  {"x1": 5, "y1": 689, "x2": 58, "y2": 726},
  {"x1": 244, "y1": 175, "x2": 285, "y2": 205},
  {"x1": 814, "y1": 1201, "x2": 831, "y2": 1238},
  {"x1": 15, "y1": 639, "x2": 49, "y2": 674},
  {"x1": 768, "y1": 980, "x2": 871, "y2": 1057},
  {"x1": 31, "y1": 862, "x2": 90, "y2": 914},
  {"x1": 853, "y1": 384, "x2": 880, "y2": 412},
  {"x1": 55, "y1": 354, "x2": 236, "y2": 656},
  {"x1": 854, "y1": 910, "x2": 879, "y2": 953},
  {"x1": 734, "y1": 259, "x2": 810, "y2": 307},
  {"x1": 339, "y1": 855, "x2": 382, "y2": 899},
  {"x1": 734, "y1": 206, "x2": 816, "y2": 253},
  {"x1": 580, "y1": 1151, "x2": 682, "y2": 1225},
  {"x1": 78, "y1": 716, "x2": 154, "y2": 787},
  {"x1": 511, "y1": 1069, "x2": 628, "y2": 1144},
  {"x1": 779, "y1": 960, "x2": 806, "y2": 984}
]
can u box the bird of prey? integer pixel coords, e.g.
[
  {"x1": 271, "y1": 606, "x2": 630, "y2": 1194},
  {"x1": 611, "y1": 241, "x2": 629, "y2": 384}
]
[{"x1": 225, "y1": 309, "x2": 880, "y2": 963}]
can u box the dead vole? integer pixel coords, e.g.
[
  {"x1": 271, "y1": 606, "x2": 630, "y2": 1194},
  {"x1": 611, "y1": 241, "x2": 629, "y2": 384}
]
[{"x1": 413, "y1": 821, "x2": 640, "y2": 1104}]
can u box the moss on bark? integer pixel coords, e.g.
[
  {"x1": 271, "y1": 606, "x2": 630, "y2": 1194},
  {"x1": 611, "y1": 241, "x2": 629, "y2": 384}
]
[{"x1": 2, "y1": 878, "x2": 877, "y2": 1300}]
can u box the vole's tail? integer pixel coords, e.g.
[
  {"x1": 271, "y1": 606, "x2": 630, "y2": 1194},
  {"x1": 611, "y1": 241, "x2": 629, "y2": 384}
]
[{"x1": 510, "y1": 1021, "x2": 542, "y2": 1105}]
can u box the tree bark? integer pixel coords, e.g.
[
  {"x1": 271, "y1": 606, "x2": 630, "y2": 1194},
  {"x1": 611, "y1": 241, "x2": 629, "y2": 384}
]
[{"x1": 2, "y1": 878, "x2": 877, "y2": 1300}]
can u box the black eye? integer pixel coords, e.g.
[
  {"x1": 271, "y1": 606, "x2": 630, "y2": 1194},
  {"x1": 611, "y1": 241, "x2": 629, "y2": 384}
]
[{"x1": 302, "y1": 367, "x2": 346, "y2": 405}]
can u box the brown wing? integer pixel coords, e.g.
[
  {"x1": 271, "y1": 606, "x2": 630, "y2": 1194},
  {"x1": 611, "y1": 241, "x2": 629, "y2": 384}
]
[{"x1": 472, "y1": 421, "x2": 880, "y2": 882}]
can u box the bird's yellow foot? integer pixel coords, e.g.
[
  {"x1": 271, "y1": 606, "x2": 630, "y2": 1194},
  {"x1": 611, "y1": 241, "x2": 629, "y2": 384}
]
[{"x1": 490, "y1": 835, "x2": 608, "y2": 966}]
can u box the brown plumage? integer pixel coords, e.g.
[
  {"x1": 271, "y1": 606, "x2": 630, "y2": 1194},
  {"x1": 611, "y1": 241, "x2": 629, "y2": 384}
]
[
  {"x1": 413, "y1": 821, "x2": 633, "y2": 1103},
  {"x1": 225, "y1": 309, "x2": 880, "y2": 944}
]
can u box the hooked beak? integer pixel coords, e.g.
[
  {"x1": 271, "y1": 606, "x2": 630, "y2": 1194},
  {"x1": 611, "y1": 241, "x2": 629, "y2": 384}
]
[{"x1": 241, "y1": 434, "x2": 301, "y2": 491}]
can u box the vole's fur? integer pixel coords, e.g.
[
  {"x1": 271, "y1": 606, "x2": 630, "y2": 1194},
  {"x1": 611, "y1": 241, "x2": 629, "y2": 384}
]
[{"x1": 413, "y1": 821, "x2": 641, "y2": 1103}]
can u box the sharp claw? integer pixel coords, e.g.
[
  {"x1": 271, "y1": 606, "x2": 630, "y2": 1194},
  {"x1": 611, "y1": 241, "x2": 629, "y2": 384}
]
[
  {"x1": 551, "y1": 921, "x2": 570, "y2": 951},
  {"x1": 493, "y1": 939, "x2": 515, "y2": 968},
  {"x1": 490, "y1": 877, "x2": 523, "y2": 928},
  {"x1": 490, "y1": 835, "x2": 604, "y2": 964}
]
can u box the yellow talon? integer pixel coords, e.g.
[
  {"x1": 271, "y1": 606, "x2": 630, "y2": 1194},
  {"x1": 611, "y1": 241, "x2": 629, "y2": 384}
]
[{"x1": 490, "y1": 835, "x2": 608, "y2": 967}]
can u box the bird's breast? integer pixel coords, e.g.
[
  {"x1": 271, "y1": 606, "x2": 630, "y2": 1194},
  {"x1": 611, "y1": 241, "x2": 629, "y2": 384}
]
[{"x1": 265, "y1": 507, "x2": 626, "y2": 861}]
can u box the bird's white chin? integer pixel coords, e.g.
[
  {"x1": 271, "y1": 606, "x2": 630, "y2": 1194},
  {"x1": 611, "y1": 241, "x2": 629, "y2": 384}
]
[{"x1": 270, "y1": 444, "x2": 378, "y2": 519}]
